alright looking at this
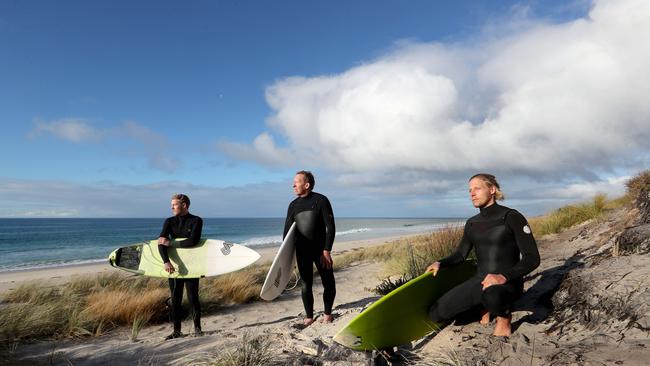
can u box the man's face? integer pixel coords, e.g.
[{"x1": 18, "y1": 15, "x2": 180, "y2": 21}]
[
  {"x1": 468, "y1": 178, "x2": 496, "y2": 208},
  {"x1": 293, "y1": 174, "x2": 310, "y2": 196},
  {"x1": 171, "y1": 199, "x2": 186, "y2": 216}
]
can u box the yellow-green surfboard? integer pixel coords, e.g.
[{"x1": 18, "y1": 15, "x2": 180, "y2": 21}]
[
  {"x1": 108, "y1": 239, "x2": 260, "y2": 278},
  {"x1": 334, "y1": 261, "x2": 476, "y2": 350}
]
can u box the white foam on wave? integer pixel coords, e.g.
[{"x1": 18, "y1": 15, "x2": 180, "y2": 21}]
[
  {"x1": 336, "y1": 227, "x2": 371, "y2": 236},
  {"x1": 241, "y1": 235, "x2": 283, "y2": 247}
]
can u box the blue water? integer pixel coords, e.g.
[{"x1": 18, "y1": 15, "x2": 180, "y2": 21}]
[{"x1": 0, "y1": 218, "x2": 464, "y2": 272}]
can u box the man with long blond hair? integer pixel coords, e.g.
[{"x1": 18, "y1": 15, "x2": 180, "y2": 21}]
[{"x1": 426, "y1": 174, "x2": 540, "y2": 336}]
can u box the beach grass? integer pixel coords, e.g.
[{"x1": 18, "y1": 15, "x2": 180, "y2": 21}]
[{"x1": 529, "y1": 193, "x2": 624, "y2": 236}]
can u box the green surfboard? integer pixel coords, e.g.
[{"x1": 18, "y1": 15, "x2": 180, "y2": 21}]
[{"x1": 334, "y1": 261, "x2": 476, "y2": 350}]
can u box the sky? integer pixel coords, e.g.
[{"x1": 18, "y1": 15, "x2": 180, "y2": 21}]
[{"x1": 0, "y1": 0, "x2": 648, "y2": 218}]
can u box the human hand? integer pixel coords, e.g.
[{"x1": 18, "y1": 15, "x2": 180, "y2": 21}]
[
  {"x1": 425, "y1": 262, "x2": 441, "y2": 276},
  {"x1": 321, "y1": 250, "x2": 333, "y2": 270},
  {"x1": 164, "y1": 262, "x2": 176, "y2": 274},
  {"x1": 481, "y1": 273, "x2": 507, "y2": 290}
]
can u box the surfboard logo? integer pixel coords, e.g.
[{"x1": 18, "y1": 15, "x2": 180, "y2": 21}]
[
  {"x1": 221, "y1": 242, "x2": 234, "y2": 255},
  {"x1": 273, "y1": 268, "x2": 282, "y2": 288},
  {"x1": 523, "y1": 225, "x2": 531, "y2": 234}
]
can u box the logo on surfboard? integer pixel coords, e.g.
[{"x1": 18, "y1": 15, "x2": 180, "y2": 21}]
[{"x1": 221, "y1": 242, "x2": 234, "y2": 255}]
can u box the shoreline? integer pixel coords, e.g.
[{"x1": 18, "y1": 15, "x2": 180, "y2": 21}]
[{"x1": 0, "y1": 232, "x2": 427, "y2": 294}]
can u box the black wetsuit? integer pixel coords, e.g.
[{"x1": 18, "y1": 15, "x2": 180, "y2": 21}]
[
  {"x1": 158, "y1": 213, "x2": 203, "y2": 333},
  {"x1": 284, "y1": 191, "x2": 336, "y2": 318},
  {"x1": 428, "y1": 203, "x2": 540, "y2": 322}
]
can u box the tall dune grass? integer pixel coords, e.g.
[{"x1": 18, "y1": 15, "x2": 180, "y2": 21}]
[{"x1": 529, "y1": 193, "x2": 624, "y2": 236}]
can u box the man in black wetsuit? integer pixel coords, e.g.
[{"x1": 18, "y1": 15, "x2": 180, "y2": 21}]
[
  {"x1": 426, "y1": 174, "x2": 540, "y2": 336},
  {"x1": 284, "y1": 170, "x2": 336, "y2": 325},
  {"x1": 158, "y1": 193, "x2": 204, "y2": 340}
]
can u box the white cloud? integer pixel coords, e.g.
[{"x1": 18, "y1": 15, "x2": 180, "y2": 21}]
[
  {"x1": 29, "y1": 118, "x2": 103, "y2": 142},
  {"x1": 28, "y1": 119, "x2": 182, "y2": 173},
  {"x1": 223, "y1": 0, "x2": 650, "y2": 180}
]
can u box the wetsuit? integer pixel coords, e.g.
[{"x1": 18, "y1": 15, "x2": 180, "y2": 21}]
[
  {"x1": 158, "y1": 213, "x2": 203, "y2": 333},
  {"x1": 428, "y1": 203, "x2": 540, "y2": 322},
  {"x1": 284, "y1": 191, "x2": 336, "y2": 318}
]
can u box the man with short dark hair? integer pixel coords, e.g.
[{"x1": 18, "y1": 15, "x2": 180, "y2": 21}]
[
  {"x1": 284, "y1": 171, "x2": 336, "y2": 325},
  {"x1": 158, "y1": 193, "x2": 204, "y2": 339}
]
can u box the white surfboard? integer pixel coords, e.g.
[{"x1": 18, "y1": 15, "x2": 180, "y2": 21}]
[
  {"x1": 260, "y1": 222, "x2": 297, "y2": 300},
  {"x1": 108, "y1": 239, "x2": 261, "y2": 278}
]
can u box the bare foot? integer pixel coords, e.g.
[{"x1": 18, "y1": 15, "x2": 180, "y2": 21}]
[
  {"x1": 480, "y1": 310, "x2": 490, "y2": 325},
  {"x1": 320, "y1": 314, "x2": 334, "y2": 323},
  {"x1": 303, "y1": 317, "x2": 315, "y2": 326},
  {"x1": 492, "y1": 315, "x2": 512, "y2": 337}
]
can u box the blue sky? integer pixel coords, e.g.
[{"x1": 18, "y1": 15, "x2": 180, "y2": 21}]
[{"x1": 1, "y1": 0, "x2": 648, "y2": 218}]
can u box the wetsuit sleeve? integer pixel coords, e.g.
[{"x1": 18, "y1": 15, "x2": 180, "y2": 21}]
[
  {"x1": 321, "y1": 196, "x2": 335, "y2": 251},
  {"x1": 158, "y1": 218, "x2": 172, "y2": 263},
  {"x1": 159, "y1": 218, "x2": 172, "y2": 239},
  {"x1": 501, "y1": 211, "x2": 540, "y2": 281},
  {"x1": 177, "y1": 217, "x2": 203, "y2": 248},
  {"x1": 438, "y1": 223, "x2": 473, "y2": 267},
  {"x1": 283, "y1": 202, "x2": 294, "y2": 239}
]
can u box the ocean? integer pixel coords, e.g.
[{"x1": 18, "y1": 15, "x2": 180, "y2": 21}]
[{"x1": 0, "y1": 217, "x2": 465, "y2": 272}]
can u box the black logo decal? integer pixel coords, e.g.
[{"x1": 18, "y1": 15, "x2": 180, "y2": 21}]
[{"x1": 221, "y1": 242, "x2": 234, "y2": 255}]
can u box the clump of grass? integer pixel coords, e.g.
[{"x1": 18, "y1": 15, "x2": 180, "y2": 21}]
[
  {"x1": 625, "y1": 170, "x2": 650, "y2": 224},
  {"x1": 83, "y1": 288, "x2": 168, "y2": 328},
  {"x1": 201, "y1": 265, "x2": 268, "y2": 308},
  {"x1": 370, "y1": 275, "x2": 411, "y2": 295},
  {"x1": 625, "y1": 170, "x2": 650, "y2": 204},
  {"x1": 130, "y1": 312, "x2": 153, "y2": 342},
  {"x1": 384, "y1": 226, "x2": 464, "y2": 279},
  {"x1": 175, "y1": 332, "x2": 278, "y2": 366}
]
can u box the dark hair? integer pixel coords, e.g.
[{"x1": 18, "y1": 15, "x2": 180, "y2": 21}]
[
  {"x1": 469, "y1": 173, "x2": 505, "y2": 200},
  {"x1": 296, "y1": 170, "x2": 315, "y2": 190},
  {"x1": 172, "y1": 193, "x2": 191, "y2": 207}
]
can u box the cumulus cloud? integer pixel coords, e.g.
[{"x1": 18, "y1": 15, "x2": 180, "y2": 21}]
[
  {"x1": 222, "y1": 0, "x2": 650, "y2": 182},
  {"x1": 28, "y1": 119, "x2": 182, "y2": 173}
]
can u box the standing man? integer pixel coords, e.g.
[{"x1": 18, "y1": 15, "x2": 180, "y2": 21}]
[
  {"x1": 284, "y1": 171, "x2": 336, "y2": 325},
  {"x1": 158, "y1": 193, "x2": 204, "y2": 340}
]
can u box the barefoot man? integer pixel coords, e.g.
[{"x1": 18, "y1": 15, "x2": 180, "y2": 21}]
[
  {"x1": 426, "y1": 174, "x2": 540, "y2": 336},
  {"x1": 284, "y1": 171, "x2": 336, "y2": 325}
]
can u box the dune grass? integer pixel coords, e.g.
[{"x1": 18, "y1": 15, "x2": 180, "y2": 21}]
[
  {"x1": 529, "y1": 193, "x2": 622, "y2": 236},
  {"x1": 0, "y1": 264, "x2": 271, "y2": 343}
]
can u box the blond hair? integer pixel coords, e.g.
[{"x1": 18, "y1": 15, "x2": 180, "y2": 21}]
[{"x1": 469, "y1": 173, "x2": 505, "y2": 201}]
